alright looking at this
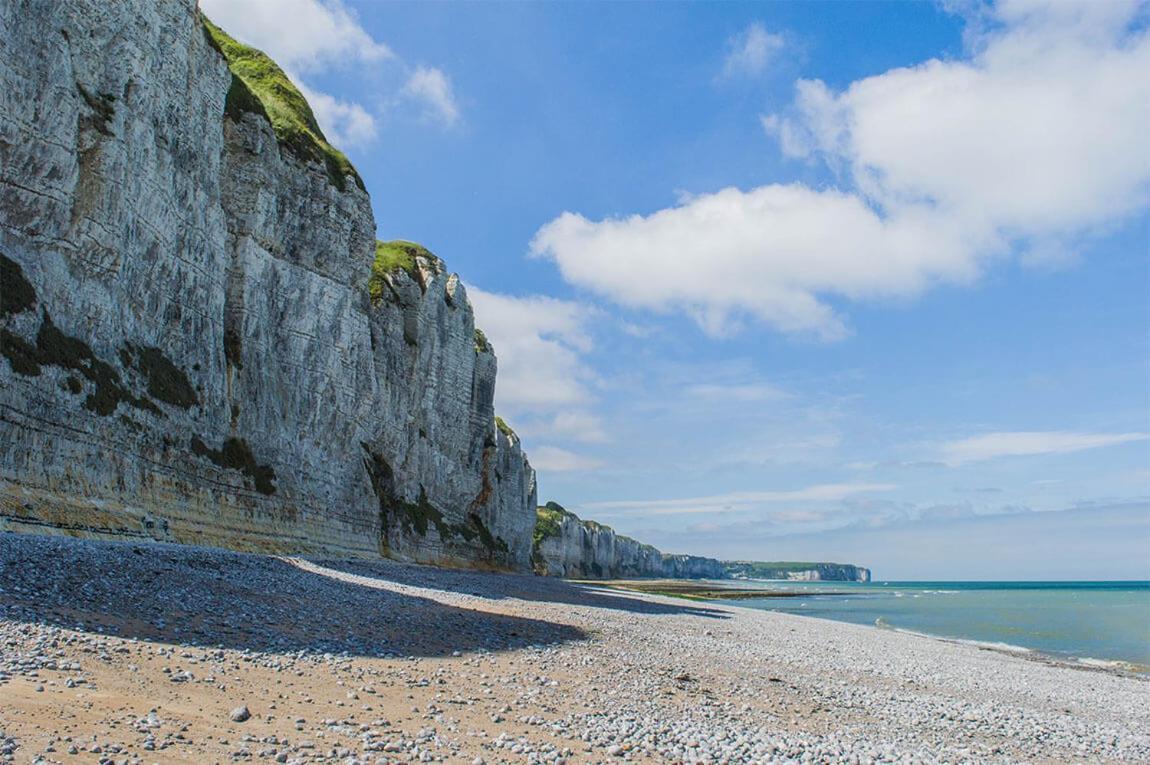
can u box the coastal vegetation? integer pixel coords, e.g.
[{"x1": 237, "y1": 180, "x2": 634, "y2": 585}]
[{"x1": 202, "y1": 17, "x2": 362, "y2": 191}]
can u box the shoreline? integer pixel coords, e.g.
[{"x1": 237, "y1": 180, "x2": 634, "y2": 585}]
[
  {"x1": 2, "y1": 533, "x2": 1148, "y2": 764},
  {"x1": 597, "y1": 578, "x2": 1150, "y2": 678}
]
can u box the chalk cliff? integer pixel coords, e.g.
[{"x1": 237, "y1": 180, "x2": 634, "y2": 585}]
[
  {"x1": 532, "y1": 503, "x2": 726, "y2": 579},
  {"x1": 0, "y1": 0, "x2": 535, "y2": 569},
  {"x1": 723, "y1": 561, "x2": 872, "y2": 582},
  {"x1": 533, "y1": 503, "x2": 871, "y2": 582}
]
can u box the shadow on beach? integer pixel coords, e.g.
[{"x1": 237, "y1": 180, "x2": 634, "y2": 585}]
[
  {"x1": 0, "y1": 534, "x2": 585, "y2": 658},
  {"x1": 319, "y1": 558, "x2": 731, "y2": 620},
  {"x1": 0, "y1": 534, "x2": 726, "y2": 661}
]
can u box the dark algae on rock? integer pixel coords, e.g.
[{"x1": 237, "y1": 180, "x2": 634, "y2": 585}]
[
  {"x1": 0, "y1": 0, "x2": 535, "y2": 569},
  {"x1": 191, "y1": 435, "x2": 277, "y2": 496}
]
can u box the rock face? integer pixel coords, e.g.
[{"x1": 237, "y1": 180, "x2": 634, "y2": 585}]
[
  {"x1": 723, "y1": 562, "x2": 872, "y2": 582},
  {"x1": 0, "y1": 0, "x2": 535, "y2": 570},
  {"x1": 532, "y1": 503, "x2": 726, "y2": 579}
]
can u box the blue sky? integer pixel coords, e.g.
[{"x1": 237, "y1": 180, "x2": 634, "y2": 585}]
[{"x1": 202, "y1": 0, "x2": 1150, "y2": 579}]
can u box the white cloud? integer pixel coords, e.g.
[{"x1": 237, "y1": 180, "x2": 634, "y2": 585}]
[
  {"x1": 723, "y1": 22, "x2": 786, "y2": 77},
  {"x1": 200, "y1": 0, "x2": 392, "y2": 71},
  {"x1": 467, "y1": 286, "x2": 595, "y2": 413},
  {"x1": 685, "y1": 382, "x2": 789, "y2": 403},
  {"x1": 467, "y1": 287, "x2": 608, "y2": 465},
  {"x1": 201, "y1": 0, "x2": 389, "y2": 151},
  {"x1": 545, "y1": 411, "x2": 610, "y2": 444},
  {"x1": 295, "y1": 81, "x2": 377, "y2": 147},
  {"x1": 585, "y1": 483, "x2": 897, "y2": 515},
  {"x1": 403, "y1": 67, "x2": 461, "y2": 126},
  {"x1": 941, "y1": 431, "x2": 1149, "y2": 465},
  {"x1": 529, "y1": 446, "x2": 605, "y2": 473},
  {"x1": 532, "y1": 0, "x2": 1150, "y2": 338},
  {"x1": 202, "y1": 2, "x2": 465, "y2": 146}
]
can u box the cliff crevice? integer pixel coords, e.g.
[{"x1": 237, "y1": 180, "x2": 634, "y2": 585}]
[{"x1": 0, "y1": 0, "x2": 535, "y2": 569}]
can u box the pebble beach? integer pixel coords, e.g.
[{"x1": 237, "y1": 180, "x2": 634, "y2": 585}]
[{"x1": 0, "y1": 534, "x2": 1146, "y2": 764}]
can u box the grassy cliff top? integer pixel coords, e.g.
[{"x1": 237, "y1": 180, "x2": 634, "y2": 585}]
[
  {"x1": 202, "y1": 17, "x2": 362, "y2": 192},
  {"x1": 534, "y1": 502, "x2": 619, "y2": 549},
  {"x1": 534, "y1": 502, "x2": 577, "y2": 548},
  {"x1": 724, "y1": 561, "x2": 863, "y2": 573},
  {"x1": 370, "y1": 240, "x2": 447, "y2": 301}
]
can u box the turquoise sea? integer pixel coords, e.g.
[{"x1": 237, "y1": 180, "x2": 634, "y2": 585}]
[{"x1": 722, "y1": 580, "x2": 1150, "y2": 670}]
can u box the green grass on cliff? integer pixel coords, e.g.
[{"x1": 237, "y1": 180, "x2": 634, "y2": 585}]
[
  {"x1": 201, "y1": 17, "x2": 362, "y2": 192},
  {"x1": 475, "y1": 328, "x2": 491, "y2": 354},
  {"x1": 726, "y1": 561, "x2": 826, "y2": 572},
  {"x1": 370, "y1": 240, "x2": 439, "y2": 301},
  {"x1": 534, "y1": 502, "x2": 574, "y2": 549},
  {"x1": 495, "y1": 415, "x2": 514, "y2": 438}
]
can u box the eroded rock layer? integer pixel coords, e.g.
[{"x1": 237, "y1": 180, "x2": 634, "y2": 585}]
[{"x1": 0, "y1": 0, "x2": 535, "y2": 569}]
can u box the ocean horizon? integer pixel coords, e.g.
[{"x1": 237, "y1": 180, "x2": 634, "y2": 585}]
[{"x1": 720, "y1": 579, "x2": 1150, "y2": 669}]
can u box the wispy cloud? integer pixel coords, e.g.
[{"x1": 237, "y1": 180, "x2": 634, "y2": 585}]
[
  {"x1": 402, "y1": 66, "x2": 461, "y2": 127},
  {"x1": 584, "y1": 483, "x2": 897, "y2": 515},
  {"x1": 295, "y1": 80, "x2": 377, "y2": 147},
  {"x1": 941, "y1": 431, "x2": 1149, "y2": 465},
  {"x1": 722, "y1": 22, "x2": 786, "y2": 77},
  {"x1": 685, "y1": 382, "x2": 789, "y2": 403},
  {"x1": 529, "y1": 446, "x2": 605, "y2": 473}
]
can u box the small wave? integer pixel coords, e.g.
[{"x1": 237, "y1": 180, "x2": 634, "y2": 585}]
[
  {"x1": 880, "y1": 624, "x2": 1034, "y2": 654},
  {"x1": 1077, "y1": 657, "x2": 1149, "y2": 673},
  {"x1": 947, "y1": 637, "x2": 1034, "y2": 654}
]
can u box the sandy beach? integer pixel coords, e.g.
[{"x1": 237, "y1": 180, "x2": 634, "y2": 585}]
[{"x1": 0, "y1": 534, "x2": 1146, "y2": 765}]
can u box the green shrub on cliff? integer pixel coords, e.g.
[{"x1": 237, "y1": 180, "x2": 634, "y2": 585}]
[
  {"x1": 475, "y1": 328, "x2": 491, "y2": 354},
  {"x1": 534, "y1": 502, "x2": 575, "y2": 551},
  {"x1": 202, "y1": 17, "x2": 362, "y2": 192},
  {"x1": 370, "y1": 240, "x2": 440, "y2": 301},
  {"x1": 495, "y1": 415, "x2": 514, "y2": 438}
]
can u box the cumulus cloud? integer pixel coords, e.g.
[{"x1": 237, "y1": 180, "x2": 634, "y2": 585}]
[
  {"x1": 467, "y1": 286, "x2": 594, "y2": 412},
  {"x1": 532, "y1": 0, "x2": 1150, "y2": 338},
  {"x1": 200, "y1": 0, "x2": 388, "y2": 149},
  {"x1": 199, "y1": 0, "x2": 392, "y2": 71},
  {"x1": 722, "y1": 22, "x2": 786, "y2": 77},
  {"x1": 403, "y1": 67, "x2": 461, "y2": 126},
  {"x1": 201, "y1": 1, "x2": 464, "y2": 145},
  {"x1": 941, "y1": 431, "x2": 1149, "y2": 465},
  {"x1": 467, "y1": 287, "x2": 606, "y2": 470}
]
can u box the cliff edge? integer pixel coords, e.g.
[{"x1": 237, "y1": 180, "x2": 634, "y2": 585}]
[
  {"x1": 532, "y1": 502, "x2": 726, "y2": 579},
  {"x1": 0, "y1": 0, "x2": 535, "y2": 569}
]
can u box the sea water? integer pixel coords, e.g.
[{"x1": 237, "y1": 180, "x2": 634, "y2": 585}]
[{"x1": 726, "y1": 580, "x2": 1150, "y2": 669}]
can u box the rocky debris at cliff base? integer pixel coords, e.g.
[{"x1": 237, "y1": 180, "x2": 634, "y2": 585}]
[{"x1": 1, "y1": 534, "x2": 1147, "y2": 764}]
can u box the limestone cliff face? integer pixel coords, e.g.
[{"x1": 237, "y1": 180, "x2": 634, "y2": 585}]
[
  {"x1": 533, "y1": 503, "x2": 725, "y2": 579},
  {"x1": 723, "y1": 562, "x2": 872, "y2": 582},
  {"x1": 0, "y1": 0, "x2": 535, "y2": 569}
]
